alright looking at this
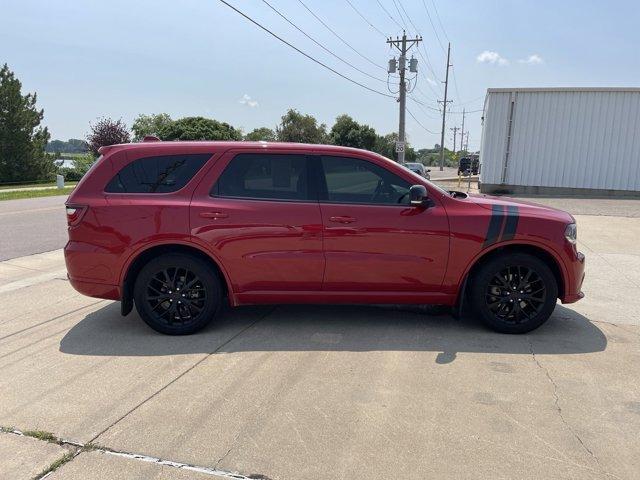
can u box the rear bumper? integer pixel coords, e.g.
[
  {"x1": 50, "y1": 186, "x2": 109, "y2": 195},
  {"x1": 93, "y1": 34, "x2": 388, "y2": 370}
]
[
  {"x1": 67, "y1": 275, "x2": 120, "y2": 300},
  {"x1": 64, "y1": 240, "x2": 120, "y2": 300},
  {"x1": 560, "y1": 251, "x2": 585, "y2": 304}
]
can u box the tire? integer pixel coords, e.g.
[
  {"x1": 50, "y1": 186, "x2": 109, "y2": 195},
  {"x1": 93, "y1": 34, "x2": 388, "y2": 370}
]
[
  {"x1": 133, "y1": 253, "x2": 222, "y2": 335},
  {"x1": 469, "y1": 253, "x2": 558, "y2": 334}
]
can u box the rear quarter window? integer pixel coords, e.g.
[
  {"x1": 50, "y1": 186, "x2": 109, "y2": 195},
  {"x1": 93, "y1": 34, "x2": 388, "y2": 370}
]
[{"x1": 105, "y1": 154, "x2": 211, "y2": 193}]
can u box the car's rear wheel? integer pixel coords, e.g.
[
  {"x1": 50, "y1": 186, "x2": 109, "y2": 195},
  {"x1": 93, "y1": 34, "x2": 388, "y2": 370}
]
[
  {"x1": 470, "y1": 253, "x2": 558, "y2": 334},
  {"x1": 133, "y1": 253, "x2": 221, "y2": 335}
]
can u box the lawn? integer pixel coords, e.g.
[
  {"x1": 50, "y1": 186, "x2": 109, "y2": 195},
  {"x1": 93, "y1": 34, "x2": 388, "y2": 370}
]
[
  {"x1": 0, "y1": 186, "x2": 75, "y2": 201},
  {"x1": 0, "y1": 181, "x2": 57, "y2": 190}
]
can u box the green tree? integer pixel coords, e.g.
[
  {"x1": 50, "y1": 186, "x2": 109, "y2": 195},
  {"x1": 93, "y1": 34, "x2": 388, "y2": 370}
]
[
  {"x1": 159, "y1": 116, "x2": 241, "y2": 141},
  {"x1": 131, "y1": 113, "x2": 173, "y2": 141},
  {"x1": 329, "y1": 114, "x2": 377, "y2": 150},
  {"x1": 57, "y1": 153, "x2": 96, "y2": 181},
  {"x1": 0, "y1": 64, "x2": 55, "y2": 182},
  {"x1": 244, "y1": 127, "x2": 276, "y2": 141},
  {"x1": 372, "y1": 132, "x2": 416, "y2": 162},
  {"x1": 86, "y1": 118, "x2": 131, "y2": 156},
  {"x1": 416, "y1": 147, "x2": 457, "y2": 167},
  {"x1": 276, "y1": 109, "x2": 328, "y2": 144},
  {"x1": 46, "y1": 138, "x2": 88, "y2": 153}
]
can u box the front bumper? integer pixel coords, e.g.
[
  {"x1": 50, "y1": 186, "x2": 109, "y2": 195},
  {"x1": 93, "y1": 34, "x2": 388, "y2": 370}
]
[{"x1": 561, "y1": 251, "x2": 585, "y2": 304}]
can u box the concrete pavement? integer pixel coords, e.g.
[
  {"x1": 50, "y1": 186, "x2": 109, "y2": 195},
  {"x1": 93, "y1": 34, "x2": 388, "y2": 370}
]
[
  {"x1": 0, "y1": 211, "x2": 639, "y2": 479},
  {"x1": 0, "y1": 196, "x2": 69, "y2": 261}
]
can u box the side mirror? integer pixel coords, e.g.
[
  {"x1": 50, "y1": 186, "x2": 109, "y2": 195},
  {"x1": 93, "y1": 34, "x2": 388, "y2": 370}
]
[{"x1": 409, "y1": 185, "x2": 429, "y2": 207}]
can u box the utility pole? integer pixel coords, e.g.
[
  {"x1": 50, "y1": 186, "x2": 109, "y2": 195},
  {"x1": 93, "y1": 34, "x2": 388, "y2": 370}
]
[
  {"x1": 464, "y1": 131, "x2": 470, "y2": 151},
  {"x1": 438, "y1": 42, "x2": 452, "y2": 171},
  {"x1": 450, "y1": 126, "x2": 459, "y2": 152},
  {"x1": 387, "y1": 32, "x2": 422, "y2": 163},
  {"x1": 460, "y1": 108, "x2": 466, "y2": 153}
]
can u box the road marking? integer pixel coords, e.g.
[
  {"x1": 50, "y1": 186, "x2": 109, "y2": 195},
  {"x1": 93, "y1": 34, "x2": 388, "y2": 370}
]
[
  {"x1": 0, "y1": 206, "x2": 62, "y2": 217},
  {"x1": 0, "y1": 268, "x2": 68, "y2": 294}
]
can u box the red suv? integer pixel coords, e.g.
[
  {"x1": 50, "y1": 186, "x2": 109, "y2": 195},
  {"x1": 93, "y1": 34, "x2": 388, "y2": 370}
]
[{"x1": 64, "y1": 140, "x2": 585, "y2": 335}]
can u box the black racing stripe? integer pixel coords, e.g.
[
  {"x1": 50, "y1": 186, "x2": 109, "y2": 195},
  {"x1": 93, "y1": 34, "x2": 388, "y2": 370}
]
[
  {"x1": 501, "y1": 205, "x2": 519, "y2": 241},
  {"x1": 483, "y1": 204, "x2": 505, "y2": 248}
]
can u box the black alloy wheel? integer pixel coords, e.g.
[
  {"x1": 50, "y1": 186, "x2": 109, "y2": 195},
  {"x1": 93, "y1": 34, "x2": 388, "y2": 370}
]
[
  {"x1": 470, "y1": 253, "x2": 558, "y2": 334},
  {"x1": 485, "y1": 265, "x2": 547, "y2": 324},
  {"x1": 134, "y1": 253, "x2": 221, "y2": 335},
  {"x1": 144, "y1": 267, "x2": 206, "y2": 326}
]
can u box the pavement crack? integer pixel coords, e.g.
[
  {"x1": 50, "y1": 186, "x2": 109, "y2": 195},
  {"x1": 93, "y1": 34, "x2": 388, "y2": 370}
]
[
  {"x1": 215, "y1": 446, "x2": 234, "y2": 470},
  {"x1": 1, "y1": 426, "x2": 258, "y2": 479},
  {"x1": 89, "y1": 306, "x2": 277, "y2": 445},
  {"x1": 528, "y1": 340, "x2": 621, "y2": 479}
]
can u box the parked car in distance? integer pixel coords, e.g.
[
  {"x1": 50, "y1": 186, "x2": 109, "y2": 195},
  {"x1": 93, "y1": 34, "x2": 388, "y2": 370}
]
[
  {"x1": 65, "y1": 140, "x2": 584, "y2": 335},
  {"x1": 458, "y1": 156, "x2": 479, "y2": 175},
  {"x1": 404, "y1": 162, "x2": 431, "y2": 179}
]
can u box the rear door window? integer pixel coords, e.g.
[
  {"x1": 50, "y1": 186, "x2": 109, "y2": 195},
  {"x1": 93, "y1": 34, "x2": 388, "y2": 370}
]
[
  {"x1": 212, "y1": 153, "x2": 309, "y2": 201},
  {"x1": 105, "y1": 154, "x2": 211, "y2": 193}
]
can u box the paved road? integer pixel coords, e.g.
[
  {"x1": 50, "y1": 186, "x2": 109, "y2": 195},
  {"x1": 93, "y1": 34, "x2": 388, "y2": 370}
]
[
  {"x1": 0, "y1": 211, "x2": 639, "y2": 479},
  {"x1": 0, "y1": 196, "x2": 69, "y2": 261}
]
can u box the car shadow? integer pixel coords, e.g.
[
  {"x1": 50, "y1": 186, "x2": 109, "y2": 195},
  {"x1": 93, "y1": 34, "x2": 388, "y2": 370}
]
[{"x1": 59, "y1": 302, "x2": 607, "y2": 363}]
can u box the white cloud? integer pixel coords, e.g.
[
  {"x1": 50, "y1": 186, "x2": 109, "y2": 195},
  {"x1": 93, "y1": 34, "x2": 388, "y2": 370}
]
[
  {"x1": 518, "y1": 54, "x2": 544, "y2": 65},
  {"x1": 239, "y1": 93, "x2": 259, "y2": 108},
  {"x1": 476, "y1": 50, "x2": 509, "y2": 65},
  {"x1": 426, "y1": 77, "x2": 438, "y2": 86}
]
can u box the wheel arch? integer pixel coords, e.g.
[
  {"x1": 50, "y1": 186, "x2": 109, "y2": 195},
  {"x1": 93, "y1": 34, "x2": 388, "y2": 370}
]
[
  {"x1": 120, "y1": 242, "x2": 233, "y2": 315},
  {"x1": 456, "y1": 242, "x2": 566, "y2": 312}
]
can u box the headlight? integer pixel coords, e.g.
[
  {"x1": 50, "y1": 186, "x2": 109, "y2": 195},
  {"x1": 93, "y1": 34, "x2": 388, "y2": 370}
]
[{"x1": 565, "y1": 223, "x2": 577, "y2": 244}]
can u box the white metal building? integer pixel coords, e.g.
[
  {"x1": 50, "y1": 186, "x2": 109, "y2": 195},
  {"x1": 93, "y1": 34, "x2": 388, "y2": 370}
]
[{"x1": 479, "y1": 88, "x2": 640, "y2": 196}]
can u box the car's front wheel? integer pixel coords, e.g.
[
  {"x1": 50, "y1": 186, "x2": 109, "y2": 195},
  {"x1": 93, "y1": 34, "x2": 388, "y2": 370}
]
[
  {"x1": 133, "y1": 253, "x2": 222, "y2": 335},
  {"x1": 469, "y1": 253, "x2": 558, "y2": 334}
]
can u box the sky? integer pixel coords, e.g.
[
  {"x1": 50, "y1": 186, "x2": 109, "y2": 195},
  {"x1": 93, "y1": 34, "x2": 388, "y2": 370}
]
[{"x1": 1, "y1": 0, "x2": 638, "y2": 151}]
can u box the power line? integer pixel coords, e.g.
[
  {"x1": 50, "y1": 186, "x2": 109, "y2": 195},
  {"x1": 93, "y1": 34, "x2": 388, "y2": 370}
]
[
  {"x1": 454, "y1": 94, "x2": 485, "y2": 107},
  {"x1": 420, "y1": 0, "x2": 446, "y2": 53},
  {"x1": 407, "y1": 108, "x2": 438, "y2": 134},
  {"x1": 429, "y1": 0, "x2": 450, "y2": 42},
  {"x1": 217, "y1": 0, "x2": 394, "y2": 98},
  {"x1": 381, "y1": 0, "x2": 443, "y2": 103},
  {"x1": 408, "y1": 95, "x2": 443, "y2": 112},
  {"x1": 393, "y1": 0, "x2": 442, "y2": 85},
  {"x1": 448, "y1": 107, "x2": 484, "y2": 114},
  {"x1": 344, "y1": 0, "x2": 386, "y2": 38},
  {"x1": 408, "y1": 96, "x2": 440, "y2": 119},
  {"x1": 412, "y1": 83, "x2": 439, "y2": 104},
  {"x1": 391, "y1": 0, "x2": 409, "y2": 28},
  {"x1": 262, "y1": 0, "x2": 391, "y2": 85},
  {"x1": 296, "y1": 0, "x2": 386, "y2": 72},
  {"x1": 376, "y1": 0, "x2": 403, "y2": 30},
  {"x1": 451, "y1": 65, "x2": 462, "y2": 105}
]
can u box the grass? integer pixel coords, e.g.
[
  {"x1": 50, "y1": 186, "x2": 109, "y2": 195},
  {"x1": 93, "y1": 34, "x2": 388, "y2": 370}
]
[
  {"x1": 0, "y1": 186, "x2": 75, "y2": 201},
  {"x1": 33, "y1": 452, "x2": 76, "y2": 479},
  {"x1": 0, "y1": 182, "x2": 55, "y2": 190},
  {"x1": 0, "y1": 427, "x2": 80, "y2": 479},
  {"x1": 22, "y1": 430, "x2": 58, "y2": 443}
]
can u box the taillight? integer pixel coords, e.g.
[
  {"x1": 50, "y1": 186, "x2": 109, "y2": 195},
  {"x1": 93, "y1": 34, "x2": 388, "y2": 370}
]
[{"x1": 66, "y1": 205, "x2": 87, "y2": 227}]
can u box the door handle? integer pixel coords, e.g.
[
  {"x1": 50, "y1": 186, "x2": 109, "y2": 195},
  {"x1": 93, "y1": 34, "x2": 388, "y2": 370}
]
[
  {"x1": 329, "y1": 216, "x2": 356, "y2": 224},
  {"x1": 199, "y1": 211, "x2": 228, "y2": 219}
]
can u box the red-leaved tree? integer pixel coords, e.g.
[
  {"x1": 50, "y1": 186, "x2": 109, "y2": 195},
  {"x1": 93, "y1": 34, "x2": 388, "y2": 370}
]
[{"x1": 86, "y1": 118, "x2": 131, "y2": 156}]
